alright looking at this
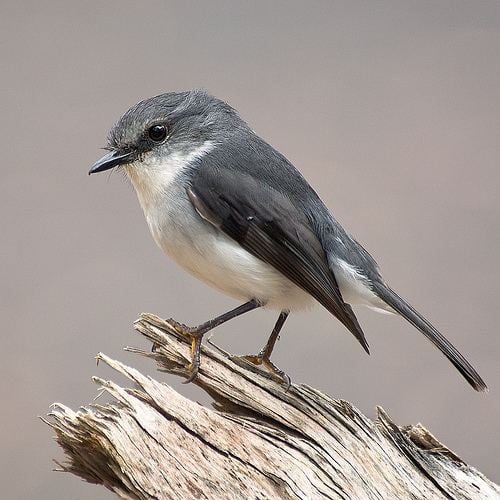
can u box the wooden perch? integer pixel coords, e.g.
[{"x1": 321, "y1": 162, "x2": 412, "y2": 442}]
[{"x1": 46, "y1": 314, "x2": 499, "y2": 499}]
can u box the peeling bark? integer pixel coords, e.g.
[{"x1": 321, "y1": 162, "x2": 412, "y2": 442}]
[{"x1": 46, "y1": 314, "x2": 499, "y2": 499}]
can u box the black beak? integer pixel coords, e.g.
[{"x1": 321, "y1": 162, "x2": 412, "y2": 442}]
[{"x1": 88, "y1": 150, "x2": 135, "y2": 175}]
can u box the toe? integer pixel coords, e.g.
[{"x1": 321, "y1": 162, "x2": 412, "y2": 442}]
[
  {"x1": 183, "y1": 362, "x2": 199, "y2": 384},
  {"x1": 231, "y1": 355, "x2": 291, "y2": 387}
]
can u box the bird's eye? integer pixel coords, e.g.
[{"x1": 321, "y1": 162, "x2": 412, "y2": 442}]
[{"x1": 147, "y1": 124, "x2": 168, "y2": 142}]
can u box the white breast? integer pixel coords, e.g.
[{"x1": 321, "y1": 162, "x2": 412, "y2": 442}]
[
  {"x1": 125, "y1": 141, "x2": 217, "y2": 214},
  {"x1": 125, "y1": 143, "x2": 312, "y2": 312}
]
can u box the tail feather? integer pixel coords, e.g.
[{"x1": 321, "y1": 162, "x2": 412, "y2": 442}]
[{"x1": 372, "y1": 282, "x2": 487, "y2": 392}]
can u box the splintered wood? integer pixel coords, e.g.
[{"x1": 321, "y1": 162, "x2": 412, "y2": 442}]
[{"x1": 46, "y1": 314, "x2": 499, "y2": 499}]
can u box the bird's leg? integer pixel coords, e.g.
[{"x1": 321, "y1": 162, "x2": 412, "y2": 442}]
[
  {"x1": 166, "y1": 300, "x2": 261, "y2": 383},
  {"x1": 234, "y1": 311, "x2": 291, "y2": 387}
]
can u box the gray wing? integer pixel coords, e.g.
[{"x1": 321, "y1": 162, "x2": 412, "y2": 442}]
[{"x1": 187, "y1": 165, "x2": 370, "y2": 353}]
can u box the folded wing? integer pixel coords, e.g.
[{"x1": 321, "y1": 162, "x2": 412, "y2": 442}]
[{"x1": 187, "y1": 166, "x2": 370, "y2": 353}]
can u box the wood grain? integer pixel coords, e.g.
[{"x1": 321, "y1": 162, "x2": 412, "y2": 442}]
[{"x1": 46, "y1": 313, "x2": 499, "y2": 499}]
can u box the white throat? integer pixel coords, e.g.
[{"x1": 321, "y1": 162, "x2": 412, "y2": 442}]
[{"x1": 124, "y1": 140, "x2": 216, "y2": 214}]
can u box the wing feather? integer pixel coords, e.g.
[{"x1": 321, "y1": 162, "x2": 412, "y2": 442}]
[{"x1": 188, "y1": 168, "x2": 369, "y2": 353}]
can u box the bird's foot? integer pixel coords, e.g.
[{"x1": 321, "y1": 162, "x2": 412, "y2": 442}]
[
  {"x1": 232, "y1": 354, "x2": 291, "y2": 389},
  {"x1": 165, "y1": 318, "x2": 192, "y2": 336},
  {"x1": 165, "y1": 318, "x2": 206, "y2": 383}
]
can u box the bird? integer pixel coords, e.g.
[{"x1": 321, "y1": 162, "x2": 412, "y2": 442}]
[{"x1": 89, "y1": 89, "x2": 487, "y2": 391}]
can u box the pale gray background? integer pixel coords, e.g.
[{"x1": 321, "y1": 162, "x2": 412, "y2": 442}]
[{"x1": 1, "y1": 1, "x2": 499, "y2": 498}]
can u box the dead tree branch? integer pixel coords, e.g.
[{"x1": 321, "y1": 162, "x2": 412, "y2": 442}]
[{"x1": 46, "y1": 313, "x2": 499, "y2": 499}]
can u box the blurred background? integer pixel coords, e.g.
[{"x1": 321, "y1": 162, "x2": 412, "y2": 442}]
[{"x1": 1, "y1": 1, "x2": 499, "y2": 498}]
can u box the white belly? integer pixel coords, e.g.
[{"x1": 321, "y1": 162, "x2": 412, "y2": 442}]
[
  {"x1": 155, "y1": 215, "x2": 312, "y2": 311},
  {"x1": 126, "y1": 161, "x2": 311, "y2": 311}
]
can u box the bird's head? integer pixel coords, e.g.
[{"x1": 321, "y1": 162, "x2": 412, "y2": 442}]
[{"x1": 89, "y1": 90, "x2": 242, "y2": 179}]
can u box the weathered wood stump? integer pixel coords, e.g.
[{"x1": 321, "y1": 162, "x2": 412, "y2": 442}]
[{"x1": 46, "y1": 313, "x2": 499, "y2": 499}]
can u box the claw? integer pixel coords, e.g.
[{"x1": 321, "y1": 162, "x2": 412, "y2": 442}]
[
  {"x1": 164, "y1": 319, "x2": 205, "y2": 383},
  {"x1": 239, "y1": 354, "x2": 262, "y2": 365},
  {"x1": 183, "y1": 335, "x2": 202, "y2": 383},
  {"x1": 232, "y1": 354, "x2": 291, "y2": 389},
  {"x1": 166, "y1": 318, "x2": 191, "y2": 336},
  {"x1": 183, "y1": 362, "x2": 200, "y2": 384}
]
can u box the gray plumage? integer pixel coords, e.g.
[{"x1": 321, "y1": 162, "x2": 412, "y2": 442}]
[{"x1": 90, "y1": 89, "x2": 487, "y2": 392}]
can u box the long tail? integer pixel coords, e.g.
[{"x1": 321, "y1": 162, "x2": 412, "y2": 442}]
[{"x1": 372, "y1": 282, "x2": 487, "y2": 392}]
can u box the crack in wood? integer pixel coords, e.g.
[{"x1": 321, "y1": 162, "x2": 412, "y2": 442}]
[{"x1": 45, "y1": 313, "x2": 499, "y2": 500}]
